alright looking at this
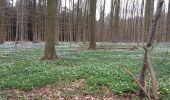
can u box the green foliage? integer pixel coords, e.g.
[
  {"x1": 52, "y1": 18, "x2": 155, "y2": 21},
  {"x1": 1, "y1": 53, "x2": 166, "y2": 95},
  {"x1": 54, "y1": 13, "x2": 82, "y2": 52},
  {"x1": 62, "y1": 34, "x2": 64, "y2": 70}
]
[{"x1": 0, "y1": 43, "x2": 169, "y2": 98}]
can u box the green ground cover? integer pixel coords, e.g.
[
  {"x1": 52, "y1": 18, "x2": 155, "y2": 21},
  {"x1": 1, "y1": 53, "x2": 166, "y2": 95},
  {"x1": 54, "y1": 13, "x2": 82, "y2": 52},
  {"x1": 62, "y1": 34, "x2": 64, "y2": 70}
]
[{"x1": 0, "y1": 42, "x2": 169, "y2": 99}]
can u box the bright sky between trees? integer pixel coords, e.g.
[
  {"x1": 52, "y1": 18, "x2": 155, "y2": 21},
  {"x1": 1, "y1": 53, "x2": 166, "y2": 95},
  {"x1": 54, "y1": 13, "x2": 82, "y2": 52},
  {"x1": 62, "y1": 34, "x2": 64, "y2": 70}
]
[{"x1": 12, "y1": 0, "x2": 169, "y2": 20}]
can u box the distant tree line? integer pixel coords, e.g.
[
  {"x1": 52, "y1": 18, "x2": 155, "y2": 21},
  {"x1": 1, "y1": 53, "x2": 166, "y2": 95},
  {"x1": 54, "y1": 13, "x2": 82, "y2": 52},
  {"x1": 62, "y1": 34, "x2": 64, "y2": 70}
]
[{"x1": 0, "y1": 0, "x2": 170, "y2": 44}]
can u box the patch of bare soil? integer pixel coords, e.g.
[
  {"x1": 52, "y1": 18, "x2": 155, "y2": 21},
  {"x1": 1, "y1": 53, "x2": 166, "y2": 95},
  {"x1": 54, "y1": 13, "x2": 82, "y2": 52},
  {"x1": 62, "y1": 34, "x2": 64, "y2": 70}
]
[
  {"x1": 62, "y1": 79, "x2": 86, "y2": 92},
  {"x1": 0, "y1": 79, "x2": 138, "y2": 100}
]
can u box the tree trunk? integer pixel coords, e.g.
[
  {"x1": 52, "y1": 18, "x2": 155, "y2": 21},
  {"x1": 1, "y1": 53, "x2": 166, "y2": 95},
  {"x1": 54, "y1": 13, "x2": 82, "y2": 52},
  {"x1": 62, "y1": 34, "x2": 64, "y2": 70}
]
[
  {"x1": 144, "y1": 0, "x2": 154, "y2": 42},
  {"x1": 76, "y1": 0, "x2": 80, "y2": 42},
  {"x1": 42, "y1": 0, "x2": 58, "y2": 60},
  {"x1": 55, "y1": 0, "x2": 60, "y2": 44},
  {"x1": 88, "y1": 0, "x2": 97, "y2": 50},
  {"x1": 0, "y1": 0, "x2": 5, "y2": 44},
  {"x1": 166, "y1": 0, "x2": 170, "y2": 42},
  {"x1": 140, "y1": 0, "x2": 145, "y2": 43},
  {"x1": 139, "y1": 0, "x2": 164, "y2": 99},
  {"x1": 113, "y1": 0, "x2": 120, "y2": 42},
  {"x1": 110, "y1": 0, "x2": 114, "y2": 42},
  {"x1": 33, "y1": 0, "x2": 38, "y2": 43},
  {"x1": 122, "y1": 0, "x2": 129, "y2": 42},
  {"x1": 99, "y1": 0, "x2": 106, "y2": 43},
  {"x1": 20, "y1": 0, "x2": 24, "y2": 42},
  {"x1": 83, "y1": 0, "x2": 88, "y2": 44}
]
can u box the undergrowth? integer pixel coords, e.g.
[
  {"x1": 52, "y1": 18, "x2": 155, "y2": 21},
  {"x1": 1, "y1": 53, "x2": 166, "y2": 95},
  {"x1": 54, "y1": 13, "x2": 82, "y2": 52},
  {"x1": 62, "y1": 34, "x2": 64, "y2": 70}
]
[{"x1": 0, "y1": 43, "x2": 169, "y2": 98}]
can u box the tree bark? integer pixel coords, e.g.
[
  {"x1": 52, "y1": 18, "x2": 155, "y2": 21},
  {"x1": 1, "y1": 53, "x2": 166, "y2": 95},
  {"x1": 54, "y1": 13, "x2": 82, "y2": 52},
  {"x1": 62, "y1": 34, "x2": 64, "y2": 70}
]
[
  {"x1": 55, "y1": 0, "x2": 60, "y2": 44},
  {"x1": 88, "y1": 0, "x2": 97, "y2": 50},
  {"x1": 144, "y1": 0, "x2": 154, "y2": 42},
  {"x1": 99, "y1": 0, "x2": 106, "y2": 43},
  {"x1": 42, "y1": 0, "x2": 58, "y2": 60},
  {"x1": 110, "y1": 0, "x2": 114, "y2": 42},
  {"x1": 113, "y1": 0, "x2": 120, "y2": 42},
  {"x1": 33, "y1": 0, "x2": 38, "y2": 43},
  {"x1": 166, "y1": 0, "x2": 170, "y2": 42},
  {"x1": 76, "y1": 0, "x2": 80, "y2": 42},
  {"x1": 139, "y1": 0, "x2": 164, "y2": 99},
  {"x1": 20, "y1": 0, "x2": 24, "y2": 42},
  {"x1": 0, "y1": 0, "x2": 5, "y2": 44},
  {"x1": 83, "y1": 0, "x2": 88, "y2": 44}
]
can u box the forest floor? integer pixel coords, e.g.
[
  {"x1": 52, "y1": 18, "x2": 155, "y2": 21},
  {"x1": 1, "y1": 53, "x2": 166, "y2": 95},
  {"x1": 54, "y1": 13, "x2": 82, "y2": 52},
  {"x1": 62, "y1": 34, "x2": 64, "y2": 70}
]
[{"x1": 0, "y1": 42, "x2": 170, "y2": 100}]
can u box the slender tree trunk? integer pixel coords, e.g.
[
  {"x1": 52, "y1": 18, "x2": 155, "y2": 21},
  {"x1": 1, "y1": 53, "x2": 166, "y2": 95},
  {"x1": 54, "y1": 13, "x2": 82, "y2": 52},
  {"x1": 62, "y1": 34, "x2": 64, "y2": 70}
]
[
  {"x1": 15, "y1": 0, "x2": 20, "y2": 48},
  {"x1": 122, "y1": 0, "x2": 129, "y2": 42},
  {"x1": 76, "y1": 0, "x2": 80, "y2": 42},
  {"x1": 42, "y1": 0, "x2": 58, "y2": 60},
  {"x1": 24, "y1": 1, "x2": 28, "y2": 41},
  {"x1": 68, "y1": 0, "x2": 72, "y2": 46},
  {"x1": 100, "y1": 0, "x2": 106, "y2": 43},
  {"x1": 20, "y1": 0, "x2": 24, "y2": 42},
  {"x1": 144, "y1": 0, "x2": 154, "y2": 42},
  {"x1": 83, "y1": 0, "x2": 88, "y2": 44},
  {"x1": 88, "y1": 0, "x2": 97, "y2": 50},
  {"x1": 33, "y1": 0, "x2": 38, "y2": 43},
  {"x1": 72, "y1": 0, "x2": 75, "y2": 42},
  {"x1": 140, "y1": 0, "x2": 144, "y2": 43},
  {"x1": 139, "y1": 1, "x2": 164, "y2": 99},
  {"x1": 110, "y1": 0, "x2": 114, "y2": 42}
]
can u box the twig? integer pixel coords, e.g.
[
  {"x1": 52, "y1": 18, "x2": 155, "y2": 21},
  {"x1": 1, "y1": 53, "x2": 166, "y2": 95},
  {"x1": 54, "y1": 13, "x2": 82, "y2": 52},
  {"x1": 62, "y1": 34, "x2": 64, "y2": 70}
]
[{"x1": 122, "y1": 67, "x2": 151, "y2": 100}]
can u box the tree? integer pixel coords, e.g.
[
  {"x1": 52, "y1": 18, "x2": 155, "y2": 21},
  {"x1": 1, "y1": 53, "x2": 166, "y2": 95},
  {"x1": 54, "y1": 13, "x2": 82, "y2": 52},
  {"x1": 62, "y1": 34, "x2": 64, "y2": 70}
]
[
  {"x1": 33, "y1": 0, "x2": 38, "y2": 43},
  {"x1": 99, "y1": 0, "x2": 106, "y2": 42},
  {"x1": 20, "y1": 0, "x2": 25, "y2": 42},
  {"x1": 42, "y1": 0, "x2": 58, "y2": 60},
  {"x1": 113, "y1": 0, "x2": 120, "y2": 42},
  {"x1": 76, "y1": 0, "x2": 80, "y2": 42},
  {"x1": 82, "y1": 0, "x2": 88, "y2": 43},
  {"x1": 110, "y1": 0, "x2": 115, "y2": 42},
  {"x1": 144, "y1": 0, "x2": 154, "y2": 42},
  {"x1": 0, "y1": 0, "x2": 5, "y2": 44},
  {"x1": 139, "y1": 0, "x2": 164, "y2": 99},
  {"x1": 166, "y1": 0, "x2": 170, "y2": 42},
  {"x1": 55, "y1": 0, "x2": 60, "y2": 44},
  {"x1": 88, "y1": 0, "x2": 97, "y2": 50}
]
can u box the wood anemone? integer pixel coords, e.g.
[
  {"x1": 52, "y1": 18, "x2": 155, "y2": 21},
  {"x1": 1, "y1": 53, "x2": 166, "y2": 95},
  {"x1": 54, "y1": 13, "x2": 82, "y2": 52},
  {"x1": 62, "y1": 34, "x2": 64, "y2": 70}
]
[{"x1": 139, "y1": 0, "x2": 164, "y2": 99}]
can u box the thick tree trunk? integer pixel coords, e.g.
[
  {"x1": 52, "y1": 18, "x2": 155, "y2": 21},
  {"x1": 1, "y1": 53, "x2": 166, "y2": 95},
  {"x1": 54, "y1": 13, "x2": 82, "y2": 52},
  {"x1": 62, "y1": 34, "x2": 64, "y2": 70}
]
[
  {"x1": 0, "y1": 0, "x2": 5, "y2": 44},
  {"x1": 139, "y1": 0, "x2": 164, "y2": 99},
  {"x1": 166, "y1": 0, "x2": 170, "y2": 42},
  {"x1": 42, "y1": 0, "x2": 58, "y2": 60},
  {"x1": 113, "y1": 0, "x2": 120, "y2": 43},
  {"x1": 88, "y1": 0, "x2": 96, "y2": 50},
  {"x1": 55, "y1": 0, "x2": 60, "y2": 44}
]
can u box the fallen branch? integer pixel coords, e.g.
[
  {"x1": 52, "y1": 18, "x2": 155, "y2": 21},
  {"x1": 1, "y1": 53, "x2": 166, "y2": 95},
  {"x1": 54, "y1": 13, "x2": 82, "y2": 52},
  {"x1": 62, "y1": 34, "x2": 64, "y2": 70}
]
[{"x1": 122, "y1": 67, "x2": 151, "y2": 100}]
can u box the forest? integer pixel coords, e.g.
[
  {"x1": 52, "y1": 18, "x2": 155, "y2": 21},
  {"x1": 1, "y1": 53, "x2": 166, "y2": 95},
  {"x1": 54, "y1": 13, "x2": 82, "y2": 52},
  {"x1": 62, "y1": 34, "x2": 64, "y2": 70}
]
[{"x1": 0, "y1": 0, "x2": 170, "y2": 99}]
